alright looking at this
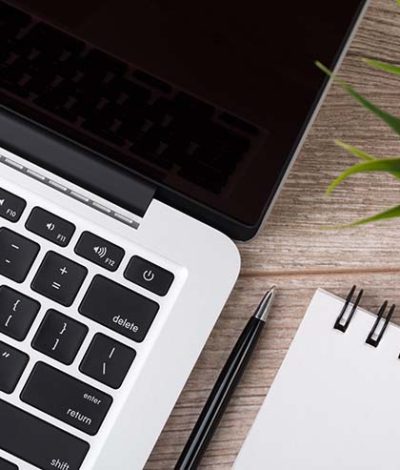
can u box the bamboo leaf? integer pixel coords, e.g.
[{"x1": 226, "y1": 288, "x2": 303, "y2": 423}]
[
  {"x1": 335, "y1": 140, "x2": 400, "y2": 179},
  {"x1": 363, "y1": 58, "x2": 400, "y2": 75},
  {"x1": 316, "y1": 61, "x2": 400, "y2": 137},
  {"x1": 326, "y1": 158, "x2": 400, "y2": 194},
  {"x1": 332, "y1": 204, "x2": 400, "y2": 228}
]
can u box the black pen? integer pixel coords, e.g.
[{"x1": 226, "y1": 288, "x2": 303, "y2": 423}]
[{"x1": 175, "y1": 286, "x2": 276, "y2": 470}]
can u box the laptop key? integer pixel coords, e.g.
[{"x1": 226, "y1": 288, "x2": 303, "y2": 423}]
[
  {"x1": 31, "y1": 252, "x2": 87, "y2": 307},
  {"x1": 0, "y1": 286, "x2": 40, "y2": 341},
  {"x1": 26, "y1": 207, "x2": 75, "y2": 247},
  {"x1": 21, "y1": 362, "x2": 112, "y2": 436},
  {"x1": 0, "y1": 456, "x2": 18, "y2": 470},
  {"x1": 80, "y1": 333, "x2": 136, "y2": 389},
  {"x1": 32, "y1": 310, "x2": 88, "y2": 365},
  {"x1": 124, "y1": 256, "x2": 174, "y2": 296},
  {"x1": 0, "y1": 341, "x2": 29, "y2": 393},
  {"x1": 79, "y1": 275, "x2": 159, "y2": 342},
  {"x1": 0, "y1": 228, "x2": 40, "y2": 283},
  {"x1": 0, "y1": 399, "x2": 89, "y2": 470},
  {"x1": 0, "y1": 188, "x2": 26, "y2": 222},
  {"x1": 75, "y1": 232, "x2": 125, "y2": 272}
]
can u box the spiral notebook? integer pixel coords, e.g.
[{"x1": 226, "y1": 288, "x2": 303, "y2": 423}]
[{"x1": 234, "y1": 287, "x2": 400, "y2": 470}]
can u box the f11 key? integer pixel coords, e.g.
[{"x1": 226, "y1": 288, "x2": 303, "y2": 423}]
[{"x1": 26, "y1": 207, "x2": 75, "y2": 247}]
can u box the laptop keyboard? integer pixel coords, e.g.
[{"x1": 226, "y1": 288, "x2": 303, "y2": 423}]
[
  {"x1": 0, "y1": 183, "x2": 176, "y2": 469},
  {"x1": 0, "y1": 1, "x2": 261, "y2": 193}
]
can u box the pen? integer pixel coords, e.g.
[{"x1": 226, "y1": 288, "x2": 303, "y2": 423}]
[{"x1": 175, "y1": 286, "x2": 276, "y2": 470}]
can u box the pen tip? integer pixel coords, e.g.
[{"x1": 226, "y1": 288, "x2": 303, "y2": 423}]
[{"x1": 254, "y1": 286, "x2": 277, "y2": 322}]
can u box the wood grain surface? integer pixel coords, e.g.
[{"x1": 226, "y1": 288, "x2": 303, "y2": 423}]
[{"x1": 147, "y1": 1, "x2": 400, "y2": 467}]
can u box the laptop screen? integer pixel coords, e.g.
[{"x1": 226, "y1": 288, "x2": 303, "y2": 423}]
[{"x1": 1, "y1": 0, "x2": 367, "y2": 228}]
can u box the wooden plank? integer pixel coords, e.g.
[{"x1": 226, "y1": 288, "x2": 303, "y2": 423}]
[{"x1": 147, "y1": 0, "x2": 400, "y2": 468}]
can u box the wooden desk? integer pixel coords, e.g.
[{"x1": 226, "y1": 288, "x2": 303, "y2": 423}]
[{"x1": 147, "y1": 0, "x2": 400, "y2": 467}]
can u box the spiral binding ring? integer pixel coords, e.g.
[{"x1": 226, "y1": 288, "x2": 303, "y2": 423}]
[
  {"x1": 334, "y1": 286, "x2": 396, "y2": 347},
  {"x1": 366, "y1": 302, "x2": 395, "y2": 348},
  {"x1": 334, "y1": 285, "x2": 363, "y2": 332}
]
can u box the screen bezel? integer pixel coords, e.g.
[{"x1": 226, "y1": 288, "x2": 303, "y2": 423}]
[{"x1": 0, "y1": 0, "x2": 370, "y2": 240}]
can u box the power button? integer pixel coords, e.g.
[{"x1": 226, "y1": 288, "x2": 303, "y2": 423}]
[
  {"x1": 124, "y1": 256, "x2": 174, "y2": 296},
  {"x1": 143, "y1": 270, "x2": 155, "y2": 282}
]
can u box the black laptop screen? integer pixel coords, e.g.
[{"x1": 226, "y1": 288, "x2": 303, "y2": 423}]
[{"x1": 1, "y1": 0, "x2": 367, "y2": 228}]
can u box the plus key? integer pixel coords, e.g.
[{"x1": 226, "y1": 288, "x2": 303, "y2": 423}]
[{"x1": 31, "y1": 252, "x2": 87, "y2": 306}]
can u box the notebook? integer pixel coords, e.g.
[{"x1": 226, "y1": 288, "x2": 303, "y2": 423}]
[{"x1": 234, "y1": 288, "x2": 400, "y2": 470}]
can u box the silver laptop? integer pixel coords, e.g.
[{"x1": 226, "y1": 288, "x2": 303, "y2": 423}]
[{"x1": 0, "y1": 1, "x2": 368, "y2": 469}]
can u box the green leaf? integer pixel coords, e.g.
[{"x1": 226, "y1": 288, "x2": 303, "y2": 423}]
[
  {"x1": 332, "y1": 204, "x2": 400, "y2": 228},
  {"x1": 315, "y1": 61, "x2": 400, "y2": 137},
  {"x1": 335, "y1": 140, "x2": 375, "y2": 161},
  {"x1": 326, "y1": 158, "x2": 400, "y2": 194},
  {"x1": 335, "y1": 140, "x2": 400, "y2": 179},
  {"x1": 363, "y1": 58, "x2": 400, "y2": 76}
]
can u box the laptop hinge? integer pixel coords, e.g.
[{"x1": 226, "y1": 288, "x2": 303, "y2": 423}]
[{"x1": 0, "y1": 106, "x2": 156, "y2": 218}]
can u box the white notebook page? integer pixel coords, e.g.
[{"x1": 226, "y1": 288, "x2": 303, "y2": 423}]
[{"x1": 234, "y1": 289, "x2": 400, "y2": 470}]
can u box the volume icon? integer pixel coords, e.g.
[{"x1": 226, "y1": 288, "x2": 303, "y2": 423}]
[{"x1": 94, "y1": 246, "x2": 107, "y2": 259}]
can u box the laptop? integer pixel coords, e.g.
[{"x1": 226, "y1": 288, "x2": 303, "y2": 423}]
[{"x1": 0, "y1": 1, "x2": 368, "y2": 469}]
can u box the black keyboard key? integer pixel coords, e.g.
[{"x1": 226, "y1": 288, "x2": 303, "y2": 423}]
[
  {"x1": 82, "y1": 117, "x2": 125, "y2": 146},
  {"x1": 0, "y1": 399, "x2": 89, "y2": 470},
  {"x1": 24, "y1": 70, "x2": 59, "y2": 95},
  {"x1": 32, "y1": 310, "x2": 88, "y2": 365},
  {"x1": 0, "y1": 341, "x2": 28, "y2": 393},
  {"x1": 80, "y1": 333, "x2": 136, "y2": 389},
  {"x1": 0, "y1": 229, "x2": 39, "y2": 283},
  {"x1": 31, "y1": 252, "x2": 87, "y2": 307},
  {"x1": 0, "y1": 456, "x2": 18, "y2": 470},
  {"x1": 0, "y1": 286, "x2": 40, "y2": 341},
  {"x1": 26, "y1": 207, "x2": 75, "y2": 247},
  {"x1": 131, "y1": 138, "x2": 173, "y2": 170},
  {"x1": 0, "y1": 188, "x2": 26, "y2": 222},
  {"x1": 75, "y1": 232, "x2": 125, "y2": 272},
  {"x1": 34, "y1": 88, "x2": 78, "y2": 122},
  {"x1": 21, "y1": 363, "x2": 112, "y2": 436},
  {"x1": 79, "y1": 276, "x2": 159, "y2": 342},
  {"x1": 124, "y1": 256, "x2": 174, "y2": 297}
]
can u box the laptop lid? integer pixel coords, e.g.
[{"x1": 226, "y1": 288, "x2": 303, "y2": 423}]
[{"x1": 0, "y1": 0, "x2": 368, "y2": 240}]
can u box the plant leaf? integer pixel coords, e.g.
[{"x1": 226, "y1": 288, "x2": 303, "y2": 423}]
[
  {"x1": 326, "y1": 158, "x2": 400, "y2": 194},
  {"x1": 335, "y1": 140, "x2": 375, "y2": 161},
  {"x1": 315, "y1": 61, "x2": 400, "y2": 137},
  {"x1": 363, "y1": 58, "x2": 400, "y2": 76},
  {"x1": 332, "y1": 204, "x2": 400, "y2": 228},
  {"x1": 335, "y1": 140, "x2": 400, "y2": 179}
]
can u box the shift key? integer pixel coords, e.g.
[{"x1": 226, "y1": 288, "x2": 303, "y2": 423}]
[
  {"x1": 79, "y1": 275, "x2": 159, "y2": 342},
  {"x1": 21, "y1": 362, "x2": 112, "y2": 436},
  {"x1": 0, "y1": 399, "x2": 89, "y2": 470}
]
